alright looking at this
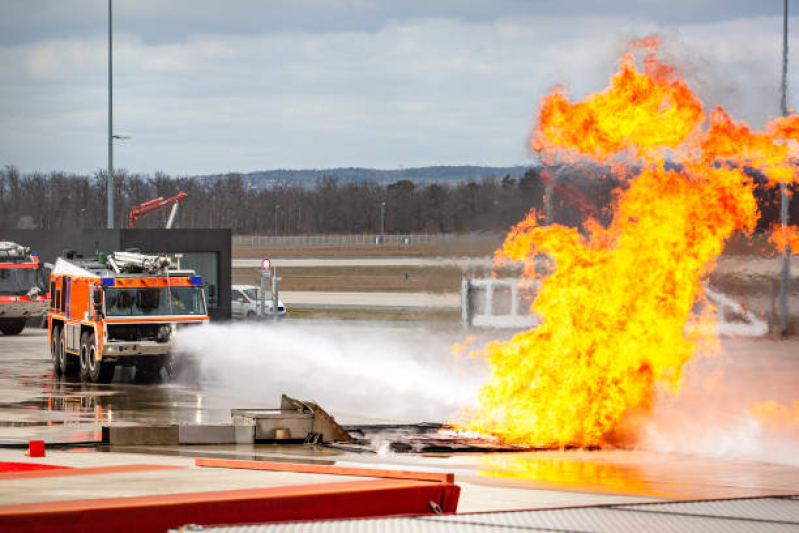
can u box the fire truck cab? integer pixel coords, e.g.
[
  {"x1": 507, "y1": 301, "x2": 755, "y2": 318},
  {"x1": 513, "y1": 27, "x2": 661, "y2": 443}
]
[
  {"x1": 0, "y1": 241, "x2": 48, "y2": 335},
  {"x1": 48, "y1": 250, "x2": 209, "y2": 383}
]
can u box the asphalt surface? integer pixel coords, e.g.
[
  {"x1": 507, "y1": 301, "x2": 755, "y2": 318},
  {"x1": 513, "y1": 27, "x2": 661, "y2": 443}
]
[{"x1": 1, "y1": 326, "x2": 799, "y2": 507}]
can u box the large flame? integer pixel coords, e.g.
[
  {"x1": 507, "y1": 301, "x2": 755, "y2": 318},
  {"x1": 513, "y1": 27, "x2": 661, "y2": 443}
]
[{"x1": 463, "y1": 37, "x2": 797, "y2": 448}]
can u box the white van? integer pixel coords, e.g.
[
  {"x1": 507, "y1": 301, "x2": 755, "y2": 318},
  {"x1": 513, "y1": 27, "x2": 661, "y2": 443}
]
[{"x1": 231, "y1": 285, "x2": 287, "y2": 319}]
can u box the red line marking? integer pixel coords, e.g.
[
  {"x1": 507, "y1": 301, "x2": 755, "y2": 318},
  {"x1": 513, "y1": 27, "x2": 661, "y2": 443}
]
[
  {"x1": 0, "y1": 463, "x2": 185, "y2": 480},
  {"x1": 195, "y1": 458, "x2": 455, "y2": 484},
  {"x1": 0, "y1": 461, "x2": 72, "y2": 473}
]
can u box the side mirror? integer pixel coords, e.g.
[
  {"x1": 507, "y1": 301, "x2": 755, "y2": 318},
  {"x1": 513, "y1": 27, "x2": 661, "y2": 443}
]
[{"x1": 93, "y1": 291, "x2": 102, "y2": 313}]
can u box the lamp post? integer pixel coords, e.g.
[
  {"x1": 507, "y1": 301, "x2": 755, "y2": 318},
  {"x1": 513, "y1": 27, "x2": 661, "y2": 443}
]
[
  {"x1": 107, "y1": 0, "x2": 131, "y2": 230},
  {"x1": 779, "y1": 0, "x2": 792, "y2": 337},
  {"x1": 274, "y1": 204, "x2": 281, "y2": 236},
  {"x1": 107, "y1": 0, "x2": 113, "y2": 229},
  {"x1": 380, "y1": 201, "x2": 386, "y2": 235}
]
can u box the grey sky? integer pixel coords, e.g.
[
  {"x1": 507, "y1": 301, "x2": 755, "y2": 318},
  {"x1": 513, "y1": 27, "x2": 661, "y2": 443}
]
[{"x1": 0, "y1": 1, "x2": 796, "y2": 175}]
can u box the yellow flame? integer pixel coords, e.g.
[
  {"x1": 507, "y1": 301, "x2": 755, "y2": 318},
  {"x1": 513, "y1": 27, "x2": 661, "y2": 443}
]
[{"x1": 460, "y1": 37, "x2": 797, "y2": 448}]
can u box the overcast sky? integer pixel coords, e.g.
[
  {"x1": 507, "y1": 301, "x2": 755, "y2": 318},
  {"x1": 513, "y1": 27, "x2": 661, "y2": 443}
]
[{"x1": 1, "y1": 1, "x2": 797, "y2": 176}]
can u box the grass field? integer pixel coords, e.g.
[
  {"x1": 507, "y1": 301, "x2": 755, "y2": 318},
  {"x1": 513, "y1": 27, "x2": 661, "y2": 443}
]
[
  {"x1": 231, "y1": 231, "x2": 797, "y2": 332},
  {"x1": 286, "y1": 306, "x2": 461, "y2": 322},
  {"x1": 233, "y1": 239, "x2": 502, "y2": 259},
  {"x1": 233, "y1": 266, "x2": 464, "y2": 293}
]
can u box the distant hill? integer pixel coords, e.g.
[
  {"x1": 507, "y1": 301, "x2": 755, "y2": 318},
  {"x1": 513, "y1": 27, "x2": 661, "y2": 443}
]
[{"x1": 192, "y1": 165, "x2": 534, "y2": 189}]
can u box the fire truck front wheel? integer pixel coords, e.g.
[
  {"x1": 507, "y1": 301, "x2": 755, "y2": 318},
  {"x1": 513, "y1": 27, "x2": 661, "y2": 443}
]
[
  {"x1": 0, "y1": 318, "x2": 26, "y2": 335},
  {"x1": 80, "y1": 332, "x2": 114, "y2": 384}
]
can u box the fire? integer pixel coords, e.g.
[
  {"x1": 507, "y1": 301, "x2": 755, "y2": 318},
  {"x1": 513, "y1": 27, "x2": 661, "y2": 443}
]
[
  {"x1": 769, "y1": 223, "x2": 799, "y2": 254},
  {"x1": 751, "y1": 400, "x2": 799, "y2": 431},
  {"x1": 462, "y1": 37, "x2": 797, "y2": 448}
]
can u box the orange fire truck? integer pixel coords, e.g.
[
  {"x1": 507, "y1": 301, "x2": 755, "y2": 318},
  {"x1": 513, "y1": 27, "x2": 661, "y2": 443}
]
[
  {"x1": 0, "y1": 241, "x2": 48, "y2": 335},
  {"x1": 49, "y1": 250, "x2": 209, "y2": 383}
]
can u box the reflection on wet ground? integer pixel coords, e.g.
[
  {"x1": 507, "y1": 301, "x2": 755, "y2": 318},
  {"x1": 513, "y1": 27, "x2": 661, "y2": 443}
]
[
  {"x1": 0, "y1": 330, "x2": 233, "y2": 443},
  {"x1": 2, "y1": 328, "x2": 799, "y2": 501}
]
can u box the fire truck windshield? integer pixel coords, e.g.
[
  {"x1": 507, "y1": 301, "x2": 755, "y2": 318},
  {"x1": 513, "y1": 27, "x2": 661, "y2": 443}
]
[
  {"x1": 0, "y1": 267, "x2": 45, "y2": 296},
  {"x1": 104, "y1": 286, "x2": 206, "y2": 317}
]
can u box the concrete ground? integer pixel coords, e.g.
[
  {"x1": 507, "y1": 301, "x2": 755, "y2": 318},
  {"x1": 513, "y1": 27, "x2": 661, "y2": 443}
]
[{"x1": 2, "y1": 328, "x2": 799, "y2": 517}]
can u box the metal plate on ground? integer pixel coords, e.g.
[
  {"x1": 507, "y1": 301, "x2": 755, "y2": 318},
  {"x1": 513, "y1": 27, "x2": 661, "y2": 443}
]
[
  {"x1": 189, "y1": 496, "x2": 799, "y2": 533},
  {"x1": 616, "y1": 497, "x2": 799, "y2": 523}
]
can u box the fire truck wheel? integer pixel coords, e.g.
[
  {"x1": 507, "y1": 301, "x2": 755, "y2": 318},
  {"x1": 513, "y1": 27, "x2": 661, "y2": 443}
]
[
  {"x1": 51, "y1": 325, "x2": 62, "y2": 375},
  {"x1": 79, "y1": 332, "x2": 91, "y2": 381},
  {"x1": 83, "y1": 333, "x2": 114, "y2": 383},
  {"x1": 59, "y1": 328, "x2": 79, "y2": 376},
  {"x1": 0, "y1": 319, "x2": 26, "y2": 335}
]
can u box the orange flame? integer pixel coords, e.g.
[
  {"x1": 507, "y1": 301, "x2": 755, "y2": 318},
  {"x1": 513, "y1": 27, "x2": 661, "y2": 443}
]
[
  {"x1": 461, "y1": 37, "x2": 797, "y2": 448},
  {"x1": 751, "y1": 400, "x2": 799, "y2": 431},
  {"x1": 769, "y1": 223, "x2": 799, "y2": 254}
]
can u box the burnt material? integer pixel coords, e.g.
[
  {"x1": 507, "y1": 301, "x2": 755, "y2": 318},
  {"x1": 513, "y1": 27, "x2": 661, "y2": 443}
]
[{"x1": 343, "y1": 423, "x2": 534, "y2": 454}]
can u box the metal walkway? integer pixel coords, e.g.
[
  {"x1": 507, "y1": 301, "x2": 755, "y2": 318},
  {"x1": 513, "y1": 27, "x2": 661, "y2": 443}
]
[{"x1": 187, "y1": 495, "x2": 799, "y2": 532}]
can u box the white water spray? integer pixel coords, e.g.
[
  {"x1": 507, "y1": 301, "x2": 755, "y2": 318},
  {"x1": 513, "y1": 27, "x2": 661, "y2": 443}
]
[{"x1": 175, "y1": 322, "x2": 486, "y2": 425}]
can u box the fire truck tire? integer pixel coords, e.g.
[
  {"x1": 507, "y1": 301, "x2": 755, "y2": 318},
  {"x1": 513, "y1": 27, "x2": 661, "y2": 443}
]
[
  {"x1": 82, "y1": 333, "x2": 114, "y2": 383},
  {"x1": 79, "y1": 332, "x2": 91, "y2": 381},
  {"x1": 59, "y1": 328, "x2": 79, "y2": 376},
  {"x1": 51, "y1": 326, "x2": 62, "y2": 375},
  {"x1": 0, "y1": 319, "x2": 26, "y2": 335}
]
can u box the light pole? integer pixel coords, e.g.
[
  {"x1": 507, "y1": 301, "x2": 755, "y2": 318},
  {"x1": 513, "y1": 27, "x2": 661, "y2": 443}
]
[
  {"x1": 779, "y1": 0, "x2": 792, "y2": 337},
  {"x1": 380, "y1": 201, "x2": 386, "y2": 235},
  {"x1": 274, "y1": 204, "x2": 281, "y2": 236},
  {"x1": 107, "y1": 1, "x2": 131, "y2": 229},
  {"x1": 107, "y1": 0, "x2": 113, "y2": 229}
]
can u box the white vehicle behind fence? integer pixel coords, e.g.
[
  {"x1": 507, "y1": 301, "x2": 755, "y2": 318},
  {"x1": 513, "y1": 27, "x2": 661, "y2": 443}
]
[{"x1": 231, "y1": 285, "x2": 286, "y2": 320}]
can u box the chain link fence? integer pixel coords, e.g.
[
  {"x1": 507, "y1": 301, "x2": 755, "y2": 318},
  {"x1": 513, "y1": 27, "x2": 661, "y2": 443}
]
[{"x1": 232, "y1": 233, "x2": 503, "y2": 246}]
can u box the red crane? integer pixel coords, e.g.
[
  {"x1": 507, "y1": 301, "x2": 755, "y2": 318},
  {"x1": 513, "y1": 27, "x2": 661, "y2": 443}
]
[{"x1": 128, "y1": 192, "x2": 188, "y2": 228}]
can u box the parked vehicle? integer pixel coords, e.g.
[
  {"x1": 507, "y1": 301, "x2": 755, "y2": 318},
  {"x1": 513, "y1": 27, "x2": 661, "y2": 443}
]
[
  {"x1": 0, "y1": 241, "x2": 48, "y2": 335},
  {"x1": 231, "y1": 284, "x2": 286, "y2": 320}
]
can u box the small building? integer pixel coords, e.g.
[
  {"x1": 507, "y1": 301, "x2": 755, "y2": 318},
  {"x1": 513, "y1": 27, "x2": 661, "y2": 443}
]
[{"x1": 0, "y1": 229, "x2": 231, "y2": 321}]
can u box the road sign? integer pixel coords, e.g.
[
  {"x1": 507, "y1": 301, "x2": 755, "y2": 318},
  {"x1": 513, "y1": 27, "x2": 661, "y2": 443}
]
[{"x1": 261, "y1": 257, "x2": 271, "y2": 271}]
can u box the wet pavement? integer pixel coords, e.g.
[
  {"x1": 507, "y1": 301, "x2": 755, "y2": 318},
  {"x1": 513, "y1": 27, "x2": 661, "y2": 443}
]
[{"x1": 1, "y1": 327, "x2": 799, "y2": 504}]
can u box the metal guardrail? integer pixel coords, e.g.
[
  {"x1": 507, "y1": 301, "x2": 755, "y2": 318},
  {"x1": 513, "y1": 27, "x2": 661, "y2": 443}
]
[
  {"x1": 461, "y1": 277, "x2": 540, "y2": 329},
  {"x1": 232, "y1": 233, "x2": 503, "y2": 246},
  {"x1": 461, "y1": 276, "x2": 769, "y2": 336}
]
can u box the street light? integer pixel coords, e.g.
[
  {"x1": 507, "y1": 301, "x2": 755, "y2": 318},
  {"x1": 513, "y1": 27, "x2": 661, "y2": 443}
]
[
  {"x1": 380, "y1": 201, "x2": 386, "y2": 235},
  {"x1": 779, "y1": 0, "x2": 792, "y2": 337},
  {"x1": 274, "y1": 204, "x2": 281, "y2": 236},
  {"x1": 107, "y1": 0, "x2": 113, "y2": 229},
  {"x1": 107, "y1": 1, "x2": 132, "y2": 230}
]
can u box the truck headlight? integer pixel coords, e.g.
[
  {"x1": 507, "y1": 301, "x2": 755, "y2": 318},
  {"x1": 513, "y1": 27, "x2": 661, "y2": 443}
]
[{"x1": 157, "y1": 324, "x2": 175, "y2": 343}]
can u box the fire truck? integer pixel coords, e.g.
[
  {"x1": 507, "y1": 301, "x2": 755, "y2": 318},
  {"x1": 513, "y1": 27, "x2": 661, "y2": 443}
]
[
  {"x1": 49, "y1": 250, "x2": 209, "y2": 383},
  {"x1": 0, "y1": 241, "x2": 48, "y2": 335}
]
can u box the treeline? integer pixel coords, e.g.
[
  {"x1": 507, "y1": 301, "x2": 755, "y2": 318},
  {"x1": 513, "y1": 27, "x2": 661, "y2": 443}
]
[
  {"x1": 0, "y1": 165, "x2": 793, "y2": 235},
  {"x1": 0, "y1": 166, "x2": 549, "y2": 234}
]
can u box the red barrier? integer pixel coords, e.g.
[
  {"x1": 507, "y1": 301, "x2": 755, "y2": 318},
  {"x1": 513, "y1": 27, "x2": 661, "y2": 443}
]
[{"x1": 0, "y1": 478, "x2": 461, "y2": 533}]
